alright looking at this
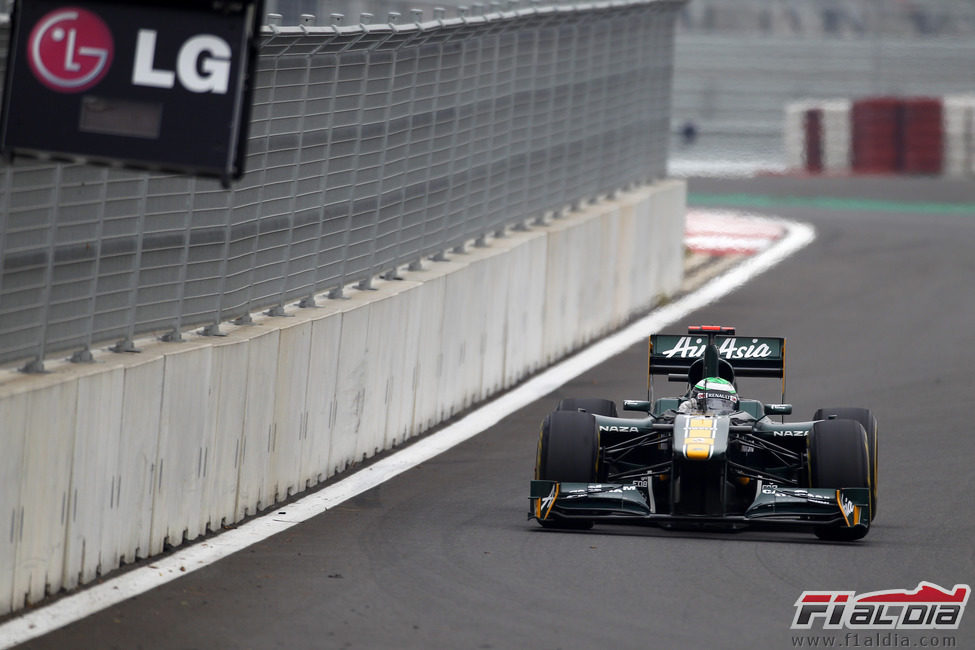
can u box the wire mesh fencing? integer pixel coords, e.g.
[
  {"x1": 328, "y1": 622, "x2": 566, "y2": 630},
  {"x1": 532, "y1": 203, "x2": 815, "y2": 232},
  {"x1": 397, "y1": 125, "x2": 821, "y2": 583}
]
[{"x1": 0, "y1": 1, "x2": 683, "y2": 370}]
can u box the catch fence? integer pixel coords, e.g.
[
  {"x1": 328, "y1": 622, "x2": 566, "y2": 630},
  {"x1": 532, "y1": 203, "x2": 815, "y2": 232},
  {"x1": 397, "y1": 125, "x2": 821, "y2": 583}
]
[{"x1": 0, "y1": 1, "x2": 682, "y2": 369}]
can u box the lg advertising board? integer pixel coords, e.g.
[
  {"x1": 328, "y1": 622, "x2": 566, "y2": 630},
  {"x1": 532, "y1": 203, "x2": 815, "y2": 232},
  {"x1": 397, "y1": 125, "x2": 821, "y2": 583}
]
[{"x1": 1, "y1": 0, "x2": 263, "y2": 185}]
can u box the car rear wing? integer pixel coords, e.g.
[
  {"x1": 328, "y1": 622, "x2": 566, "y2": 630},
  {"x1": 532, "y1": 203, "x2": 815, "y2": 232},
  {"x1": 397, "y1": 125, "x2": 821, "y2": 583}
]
[
  {"x1": 650, "y1": 334, "x2": 786, "y2": 379},
  {"x1": 648, "y1": 326, "x2": 786, "y2": 402}
]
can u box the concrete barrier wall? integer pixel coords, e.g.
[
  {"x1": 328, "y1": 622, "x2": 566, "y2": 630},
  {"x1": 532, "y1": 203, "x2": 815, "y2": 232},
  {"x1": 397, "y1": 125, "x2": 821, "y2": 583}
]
[
  {"x1": 0, "y1": 179, "x2": 685, "y2": 614},
  {"x1": 1, "y1": 389, "x2": 28, "y2": 612}
]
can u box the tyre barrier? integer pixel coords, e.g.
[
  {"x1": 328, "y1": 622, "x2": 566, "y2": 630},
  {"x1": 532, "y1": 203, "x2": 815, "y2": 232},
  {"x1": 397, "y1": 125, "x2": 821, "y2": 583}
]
[
  {"x1": 851, "y1": 97, "x2": 902, "y2": 174},
  {"x1": 900, "y1": 98, "x2": 944, "y2": 174},
  {"x1": 785, "y1": 94, "x2": 975, "y2": 176},
  {"x1": 784, "y1": 99, "x2": 851, "y2": 174}
]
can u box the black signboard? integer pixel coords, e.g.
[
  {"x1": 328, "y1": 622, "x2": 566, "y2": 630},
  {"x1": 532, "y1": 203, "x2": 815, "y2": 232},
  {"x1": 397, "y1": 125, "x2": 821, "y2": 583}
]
[{"x1": 1, "y1": 0, "x2": 263, "y2": 185}]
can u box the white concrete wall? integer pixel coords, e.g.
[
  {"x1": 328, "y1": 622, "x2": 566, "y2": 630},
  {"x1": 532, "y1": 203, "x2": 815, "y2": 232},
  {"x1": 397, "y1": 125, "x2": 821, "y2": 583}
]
[{"x1": 0, "y1": 179, "x2": 685, "y2": 614}]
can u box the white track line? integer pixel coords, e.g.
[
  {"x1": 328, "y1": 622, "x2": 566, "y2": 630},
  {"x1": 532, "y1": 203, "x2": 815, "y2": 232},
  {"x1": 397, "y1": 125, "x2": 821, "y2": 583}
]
[{"x1": 0, "y1": 215, "x2": 815, "y2": 649}]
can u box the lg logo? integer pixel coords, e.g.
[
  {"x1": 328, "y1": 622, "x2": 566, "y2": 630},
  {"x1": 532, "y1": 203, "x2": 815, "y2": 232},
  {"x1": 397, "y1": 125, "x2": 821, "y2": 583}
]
[
  {"x1": 28, "y1": 8, "x2": 113, "y2": 92},
  {"x1": 27, "y1": 7, "x2": 232, "y2": 95},
  {"x1": 133, "y1": 30, "x2": 232, "y2": 95}
]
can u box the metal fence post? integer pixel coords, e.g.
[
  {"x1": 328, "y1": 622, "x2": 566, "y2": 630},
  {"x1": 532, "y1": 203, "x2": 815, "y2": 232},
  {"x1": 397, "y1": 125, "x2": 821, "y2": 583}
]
[
  {"x1": 71, "y1": 167, "x2": 111, "y2": 359},
  {"x1": 410, "y1": 32, "x2": 448, "y2": 271},
  {"x1": 511, "y1": 17, "x2": 542, "y2": 228},
  {"x1": 329, "y1": 43, "x2": 373, "y2": 296},
  {"x1": 271, "y1": 43, "x2": 315, "y2": 314},
  {"x1": 300, "y1": 44, "x2": 341, "y2": 306},
  {"x1": 577, "y1": 16, "x2": 598, "y2": 207},
  {"x1": 558, "y1": 17, "x2": 582, "y2": 213},
  {"x1": 254, "y1": 58, "x2": 289, "y2": 318},
  {"x1": 434, "y1": 27, "x2": 470, "y2": 259},
  {"x1": 158, "y1": 177, "x2": 197, "y2": 340},
  {"x1": 19, "y1": 165, "x2": 63, "y2": 373},
  {"x1": 224, "y1": 54, "x2": 276, "y2": 322},
  {"x1": 474, "y1": 22, "x2": 502, "y2": 247},
  {"x1": 657, "y1": 8, "x2": 678, "y2": 180},
  {"x1": 490, "y1": 22, "x2": 516, "y2": 239},
  {"x1": 322, "y1": 29, "x2": 371, "y2": 300},
  {"x1": 613, "y1": 9, "x2": 639, "y2": 192},
  {"x1": 636, "y1": 8, "x2": 654, "y2": 184},
  {"x1": 595, "y1": 15, "x2": 616, "y2": 199},
  {"x1": 378, "y1": 30, "x2": 421, "y2": 277},
  {"x1": 364, "y1": 40, "x2": 401, "y2": 282},
  {"x1": 456, "y1": 21, "x2": 483, "y2": 250},
  {"x1": 444, "y1": 25, "x2": 475, "y2": 256},
  {"x1": 110, "y1": 175, "x2": 149, "y2": 353},
  {"x1": 538, "y1": 14, "x2": 563, "y2": 221},
  {"x1": 203, "y1": 191, "x2": 237, "y2": 335}
]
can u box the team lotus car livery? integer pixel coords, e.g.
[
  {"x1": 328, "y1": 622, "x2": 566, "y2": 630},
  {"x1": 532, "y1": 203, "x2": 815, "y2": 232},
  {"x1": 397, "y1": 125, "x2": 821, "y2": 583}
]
[{"x1": 530, "y1": 326, "x2": 879, "y2": 541}]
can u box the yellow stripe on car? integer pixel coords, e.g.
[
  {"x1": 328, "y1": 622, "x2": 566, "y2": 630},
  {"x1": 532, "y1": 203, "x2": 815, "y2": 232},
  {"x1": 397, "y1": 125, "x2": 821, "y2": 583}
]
[{"x1": 683, "y1": 416, "x2": 716, "y2": 460}]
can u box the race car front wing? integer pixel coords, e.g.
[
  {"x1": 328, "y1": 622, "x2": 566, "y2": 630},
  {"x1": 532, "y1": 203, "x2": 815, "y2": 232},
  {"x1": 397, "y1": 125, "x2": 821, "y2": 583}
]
[{"x1": 529, "y1": 480, "x2": 870, "y2": 533}]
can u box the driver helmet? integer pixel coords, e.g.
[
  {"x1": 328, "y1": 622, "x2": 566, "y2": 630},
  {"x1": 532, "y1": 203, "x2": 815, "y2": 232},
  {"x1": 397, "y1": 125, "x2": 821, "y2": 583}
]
[{"x1": 690, "y1": 377, "x2": 739, "y2": 415}]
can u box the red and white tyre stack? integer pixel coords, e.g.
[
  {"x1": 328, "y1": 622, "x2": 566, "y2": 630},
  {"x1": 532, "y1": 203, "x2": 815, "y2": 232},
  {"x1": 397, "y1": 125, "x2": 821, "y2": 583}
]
[
  {"x1": 784, "y1": 99, "x2": 852, "y2": 175},
  {"x1": 784, "y1": 94, "x2": 975, "y2": 177}
]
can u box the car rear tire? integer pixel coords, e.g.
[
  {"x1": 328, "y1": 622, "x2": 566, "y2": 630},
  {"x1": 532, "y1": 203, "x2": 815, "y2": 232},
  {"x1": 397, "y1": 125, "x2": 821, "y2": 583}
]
[
  {"x1": 814, "y1": 407, "x2": 878, "y2": 520},
  {"x1": 556, "y1": 397, "x2": 618, "y2": 417},
  {"x1": 807, "y1": 418, "x2": 870, "y2": 541},
  {"x1": 535, "y1": 410, "x2": 600, "y2": 530}
]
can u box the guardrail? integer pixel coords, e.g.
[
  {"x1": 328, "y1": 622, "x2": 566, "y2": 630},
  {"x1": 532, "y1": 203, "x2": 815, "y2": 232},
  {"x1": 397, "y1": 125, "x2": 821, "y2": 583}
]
[{"x1": 0, "y1": 0, "x2": 683, "y2": 371}]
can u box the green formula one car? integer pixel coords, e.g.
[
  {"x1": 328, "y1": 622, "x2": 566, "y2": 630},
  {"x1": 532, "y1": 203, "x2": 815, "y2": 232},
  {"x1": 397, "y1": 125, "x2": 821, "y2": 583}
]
[{"x1": 530, "y1": 326, "x2": 879, "y2": 541}]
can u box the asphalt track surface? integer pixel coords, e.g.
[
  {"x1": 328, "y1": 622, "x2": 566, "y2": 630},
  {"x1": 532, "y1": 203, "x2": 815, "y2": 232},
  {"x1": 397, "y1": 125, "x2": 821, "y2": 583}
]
[{"x1": 16, "y1": 176, "x2": 975, "y2": 649}]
